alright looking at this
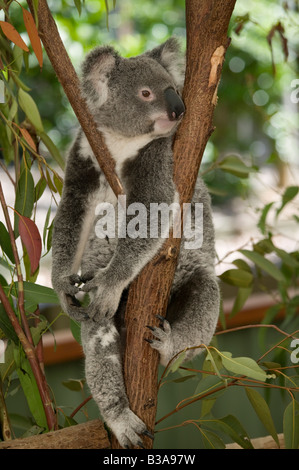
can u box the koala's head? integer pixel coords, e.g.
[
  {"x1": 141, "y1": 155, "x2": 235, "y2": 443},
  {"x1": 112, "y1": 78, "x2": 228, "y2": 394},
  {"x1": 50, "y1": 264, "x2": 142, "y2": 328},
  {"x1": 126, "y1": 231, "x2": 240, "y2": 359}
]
[{"x1": 81, "y1": 38, "x2": 185, "y2": 138}]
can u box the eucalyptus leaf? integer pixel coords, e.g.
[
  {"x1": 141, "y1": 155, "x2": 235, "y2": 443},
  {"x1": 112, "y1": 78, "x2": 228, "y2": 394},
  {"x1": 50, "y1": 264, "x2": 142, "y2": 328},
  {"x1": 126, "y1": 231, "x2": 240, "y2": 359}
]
[
  {"x1": 219, "y1": 268, "x2": 253, "y2": 288},
  {"x1": 220, "y1": 352, "x2": 267, "y2": 382},
  {"x1": 70, "y1": 318, "x2": 81, "y2": 345},
  {"x1": 240, "y1": 249, "x2": 286, "y2": 283},
  {"x1": 245, "y1": 387, "x2": 279, "y2": 446},
  {"x1": 14, "y1": 167, "x2": 35, "y2": 237},
  {"x1": 200, "y1": 428, "x2": 226, "y2": 449},
  {"x1": 283, "y1": 400, "x2": 299, "y2": 449},
  {"x1": 201, "y1": 414, "x2": 253, "y2": 449},
  {"x1": 0, "y1": 221, "x2": 14, "y2": 263},
  {"x1": 219, "y1": 155, "x2": 256, "y2": 178},
  {"x1": 18, "y1": 88, "x2": 43, "y2": 132},
  {"x1": 13, "y1": 348, "x2": 48, "y2": 430}
]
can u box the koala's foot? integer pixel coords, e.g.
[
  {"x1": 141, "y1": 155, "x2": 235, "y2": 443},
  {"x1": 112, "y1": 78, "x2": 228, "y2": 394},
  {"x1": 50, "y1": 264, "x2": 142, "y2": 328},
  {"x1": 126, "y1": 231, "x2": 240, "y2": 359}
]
[
  {"x1": 146, "y1": 316, "x2": 175, "y2": 366},
  {"x1": 107, "y1": 408, "x2": 151, "y2": 448}
]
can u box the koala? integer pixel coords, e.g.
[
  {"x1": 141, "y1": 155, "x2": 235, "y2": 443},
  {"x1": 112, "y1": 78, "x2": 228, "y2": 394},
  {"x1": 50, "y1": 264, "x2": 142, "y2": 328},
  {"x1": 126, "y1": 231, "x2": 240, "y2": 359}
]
[{"x1": 51, "y1": 38, "x2": 220, "y2": 448}]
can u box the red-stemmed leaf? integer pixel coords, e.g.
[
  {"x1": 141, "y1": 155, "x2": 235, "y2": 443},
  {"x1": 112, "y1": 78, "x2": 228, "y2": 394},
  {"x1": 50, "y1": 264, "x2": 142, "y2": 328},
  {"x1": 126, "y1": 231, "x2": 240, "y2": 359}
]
[
  {"x1": 19, "y1": 127, "x2": 37, "y2": 152},
  {"x1": 19, "y1": 215, "x2": 42, "y2": 275},
  {"x1": 22, "y1": 7, "x2": 43, "y2": 68},
  {"x1": 0, "y1": 21, "x2": 29, "y2": 52}
]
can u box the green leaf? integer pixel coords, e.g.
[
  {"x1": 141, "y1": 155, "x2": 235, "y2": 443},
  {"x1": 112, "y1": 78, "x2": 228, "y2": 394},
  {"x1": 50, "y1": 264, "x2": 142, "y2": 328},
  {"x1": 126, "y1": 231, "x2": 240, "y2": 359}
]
[
  {"x1": 230, "y1": 286, "x2": 252, "y2": 318},
  {"x1": 257, "y1": 202, "x2": 274, "y2": 234},
  {"x1": 276, "y1": 186, "x2": 299, "y2": 218},
  {"x1": 74, "y1": 0, "x2": 82, "y2": 15},
  {"x1": 204, "y1": 348, "x2": 225, "y2": 381},
  {"x1": 165, "y1": 350, "x2": 186, "y2": 376},
  {"x1": 193, "y1": 374, "x2": 227, "y2": 400},
  {"x1": 200, "y1": 428, "x2": 225, "y2": 449},
  {"x1": 9, "y1": 282, "x2": 60, "y2": 310},
  {"x1": 245, "y1": 387, "x2": 279, "y2": 447},
  {"x1": 39, "y1": 132, "x2": 65, "y2": 170},
  {"x1": 14, "y1": 167, "x2": 35, "y2": 237},
  {"x1": 232, "y1": 258, "x2": 252, "y2": 273},
  {"x1": 34, "y1": 177, "x2": 47, "y2": 202},
  {"x1": 0, "y1": 303, "x2": 19, "y2": 343},
  {"x1": 30, "y1": 319, "x2": 48, "y2": 346},
  {"x1": 62, "y1": 378, "x2": 85, "y2": 391},
  {"x1": 70, "y1": 318, "x2": 81, "y2": 345},
  {"x1": 283, "y1": 400, "x2": 299, "y2": 449},
  {"x1": 240, "y1": 249, "x2": 286, "y2": 283},
  {"x1": 172, "y1": 374, "x2": 197, "y2": 383},
  {"x1": 64, "y1": 415, "x2": 78, "y2": 427},
  {"x1": 14, "y1": 348, "x2": 48, "y2": 430},
  {"x1": 219, "y1": 155, "x2": 256, "y2": 178},
  {"x1": 22, "y1": 424, "x2": 44, "y2": 438},
  {"x1": 43, "y1": 205, "x2": 52, "y2": 246},
  {"x1": 253, "y1": 239, "x2": 274, "y2": 255},
  {"x1": 53, "y1": 173, "x2": 63, "y2": 195},
  {"x1": 0, "y1": 221, "x2": 14, "y2": 263},
  {"x1": 201, "y1": 415, "x2": 253, "y2": 449},
  {"x1": 273, "y1": 247, "x2": 299, "y2": 268},
  {"x1": 18, "y1": 88, "x2": 43, "y2": 133},
  {"x1": 0, "y1": 341, "x2": 16, "y2": 381},
  {"x1": 219, "y1": 351, "x2": 267, "y2": 382},
  {"x1": 219, "y1": 268, "x2": 253, "y2": 288}
]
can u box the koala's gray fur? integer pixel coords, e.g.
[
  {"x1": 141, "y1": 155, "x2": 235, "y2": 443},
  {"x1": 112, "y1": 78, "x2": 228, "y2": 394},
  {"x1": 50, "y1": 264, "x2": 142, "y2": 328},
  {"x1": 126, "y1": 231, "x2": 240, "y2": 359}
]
[{"x1": 51, "y1": 38, "x2": 220, "y2": 448}]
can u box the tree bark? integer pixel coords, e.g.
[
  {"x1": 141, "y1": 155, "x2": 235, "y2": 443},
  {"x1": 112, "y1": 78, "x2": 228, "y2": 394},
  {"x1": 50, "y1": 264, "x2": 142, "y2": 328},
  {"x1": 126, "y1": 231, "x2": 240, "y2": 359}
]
[
  {"x1": 117, "y1": 0, "x2": 237, "y2": 449},
  {"x1": 0, "y1": 419, "x2": 110, "y2": 449}
]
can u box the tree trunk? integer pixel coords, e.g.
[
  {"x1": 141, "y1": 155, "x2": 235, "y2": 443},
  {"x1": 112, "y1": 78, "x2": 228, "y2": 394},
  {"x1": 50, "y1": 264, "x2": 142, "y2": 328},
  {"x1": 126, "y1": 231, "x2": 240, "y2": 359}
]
[{"x1": 116, "y1": 0, "x2": 237, "y2": 449}]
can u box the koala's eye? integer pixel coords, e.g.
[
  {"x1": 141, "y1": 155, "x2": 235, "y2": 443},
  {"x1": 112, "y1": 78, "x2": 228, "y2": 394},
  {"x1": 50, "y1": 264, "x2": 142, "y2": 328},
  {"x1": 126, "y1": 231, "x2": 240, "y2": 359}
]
[{"x1": 138, "y1": 88, "x2": 154, "y2": 101}]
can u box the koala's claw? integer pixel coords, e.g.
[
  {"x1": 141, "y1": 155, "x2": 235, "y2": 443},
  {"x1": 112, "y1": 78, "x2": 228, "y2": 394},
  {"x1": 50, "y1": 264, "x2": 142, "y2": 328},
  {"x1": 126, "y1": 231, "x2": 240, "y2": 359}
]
[
  {"x1": 143, "y1": 429, "x2": 155, "y2": 440},
  {"x1": 107, "y1": 408, "x2": 148, "y2": 449},
  {"x1": 146, "y1": 318, "x2": 174, "y2": 366},
  {"x1": 80, "y1": 271, "x2": 95, "y2": 284}
]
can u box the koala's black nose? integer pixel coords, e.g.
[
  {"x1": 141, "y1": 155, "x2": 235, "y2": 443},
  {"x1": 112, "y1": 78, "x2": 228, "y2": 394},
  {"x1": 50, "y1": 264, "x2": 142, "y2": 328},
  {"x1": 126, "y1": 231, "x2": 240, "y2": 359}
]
[{"x1": 164, "y1": 87, "x2": 185, "y2": 121}]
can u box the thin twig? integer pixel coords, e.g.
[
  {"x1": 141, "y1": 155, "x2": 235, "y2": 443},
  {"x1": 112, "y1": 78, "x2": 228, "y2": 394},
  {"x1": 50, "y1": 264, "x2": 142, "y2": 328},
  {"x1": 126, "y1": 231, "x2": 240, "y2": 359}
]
[
  {"x1": 0, "y1": 181, "x2": 33, "y2": 346},
  {"x1": 0, "y1": 284, "x2": 56, "y2": 430}
]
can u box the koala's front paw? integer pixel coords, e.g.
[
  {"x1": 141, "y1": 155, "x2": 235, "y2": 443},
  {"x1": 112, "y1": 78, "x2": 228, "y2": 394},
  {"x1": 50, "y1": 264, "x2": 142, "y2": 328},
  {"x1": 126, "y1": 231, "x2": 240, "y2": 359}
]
[
  {"x1": 54, "y1": 273, "x2": 81, "y2": 296},
  {"x1": 64, "y1": 294, "x2": 89, "y2": 322},
  {"x1": 146, "y1": 316, "x2": 175, "y2": 366},
  {"x1": 81, "y1": 271, "x2": 123, "y2": 321},
  {"x1": 107, "y1": 408, "x2": 152, "y2": 449}
]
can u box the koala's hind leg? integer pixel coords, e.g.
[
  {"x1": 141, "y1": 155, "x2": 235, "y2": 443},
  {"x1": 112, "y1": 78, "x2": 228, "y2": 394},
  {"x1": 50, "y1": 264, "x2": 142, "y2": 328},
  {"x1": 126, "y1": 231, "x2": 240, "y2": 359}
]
[
  {"x1": 81, "y1": 318, "x2": 148, "y2": 448},
  {"x1": 148, "y1": 268, "x2": 220, "y2": 366}
]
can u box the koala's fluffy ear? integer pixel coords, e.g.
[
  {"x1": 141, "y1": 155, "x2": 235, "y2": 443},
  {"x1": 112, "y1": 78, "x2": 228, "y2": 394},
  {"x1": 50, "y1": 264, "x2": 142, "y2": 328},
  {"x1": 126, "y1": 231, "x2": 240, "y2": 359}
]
[
  {"x1": 145, "y1": 38, "x2": 185, "y2": 91},
  {"x1": 81, "y1": 46, "x2": 119, "y2": 108}
]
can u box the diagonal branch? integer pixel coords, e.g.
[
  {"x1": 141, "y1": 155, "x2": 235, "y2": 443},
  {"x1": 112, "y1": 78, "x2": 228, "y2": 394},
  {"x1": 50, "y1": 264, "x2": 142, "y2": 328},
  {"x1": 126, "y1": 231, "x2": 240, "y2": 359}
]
[{"x1": 26, "y1": 0, "x2": 124, "y2": 198}]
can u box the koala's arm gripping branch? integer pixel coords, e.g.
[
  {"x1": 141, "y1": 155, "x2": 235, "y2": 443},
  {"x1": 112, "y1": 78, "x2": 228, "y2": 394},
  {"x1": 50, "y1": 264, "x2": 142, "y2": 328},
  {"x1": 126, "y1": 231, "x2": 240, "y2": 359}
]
[{"x1": 26, "y1": 0, "x2": 124, "y2": 198}]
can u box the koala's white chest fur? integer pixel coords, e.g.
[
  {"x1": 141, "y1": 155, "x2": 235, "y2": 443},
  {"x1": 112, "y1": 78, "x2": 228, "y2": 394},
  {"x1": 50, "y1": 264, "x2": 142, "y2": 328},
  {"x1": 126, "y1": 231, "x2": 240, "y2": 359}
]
[
  {"x1": 73, "y1": 129, "x2": 153, "y2": 273},
  {"x1": 79, "y1": 128, "x2": 154, "y2": 207}
]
